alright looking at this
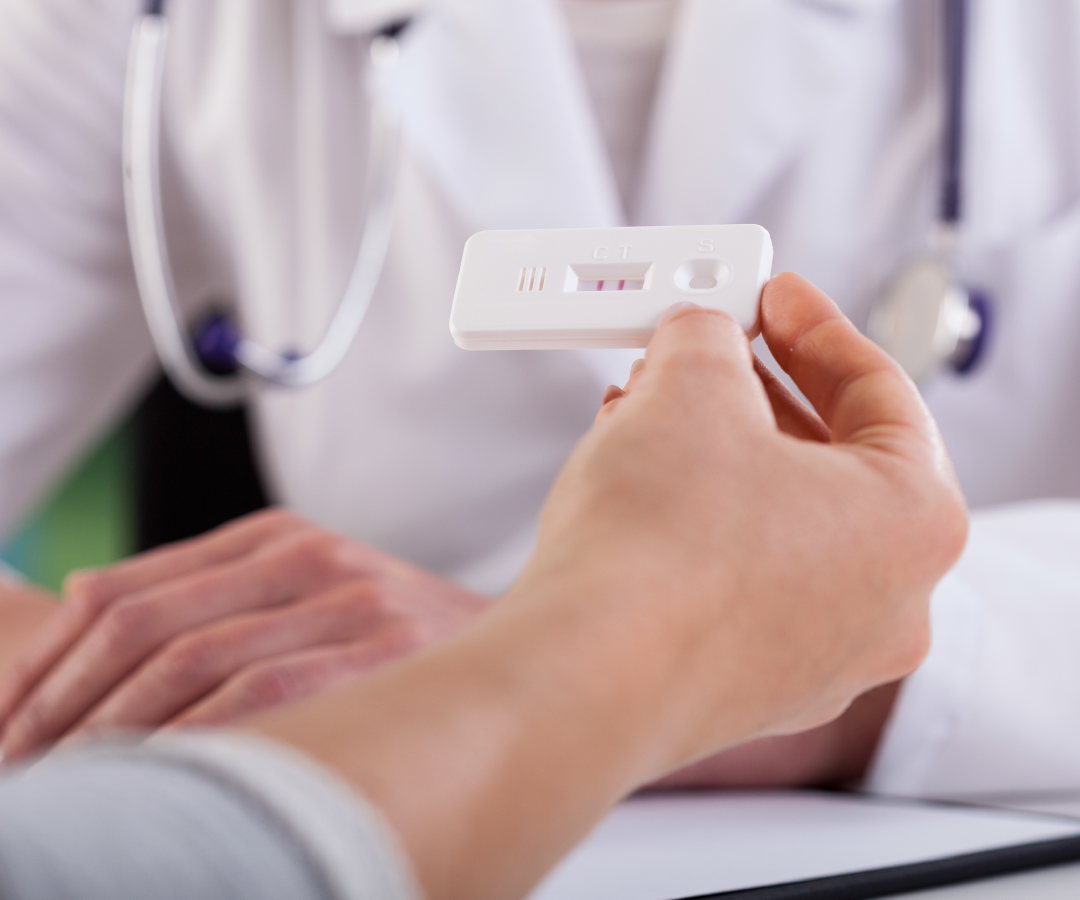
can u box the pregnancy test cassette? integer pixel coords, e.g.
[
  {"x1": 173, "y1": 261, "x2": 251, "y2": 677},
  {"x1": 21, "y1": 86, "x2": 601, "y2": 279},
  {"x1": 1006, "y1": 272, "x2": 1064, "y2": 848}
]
[{"x1": 449, "y1": 224, "x2": 773, "y2": 350}]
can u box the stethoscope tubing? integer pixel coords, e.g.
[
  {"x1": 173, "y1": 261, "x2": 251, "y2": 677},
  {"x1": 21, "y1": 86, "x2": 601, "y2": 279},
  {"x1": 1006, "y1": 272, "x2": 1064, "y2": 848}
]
[
  {"x1": 940, "y1": 0, "x2": 967, "y2": 226},
  {"x1": 123, "y1": 3, "x2": 402, "y2": 406},
  {"x1": 122, "y1": 14, "x2": 245, "y2": 405}
]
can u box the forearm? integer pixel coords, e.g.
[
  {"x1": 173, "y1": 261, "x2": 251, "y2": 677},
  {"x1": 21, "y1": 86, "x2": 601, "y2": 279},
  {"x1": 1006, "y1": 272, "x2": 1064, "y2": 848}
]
[{"x1": 248, "y1": 568, "x2": 727, "y2": 900}]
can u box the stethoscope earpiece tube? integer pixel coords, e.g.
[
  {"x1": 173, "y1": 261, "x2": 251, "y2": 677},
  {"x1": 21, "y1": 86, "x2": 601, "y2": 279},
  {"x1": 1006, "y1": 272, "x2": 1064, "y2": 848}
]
[
  {"x1": 940, "y1": 0, "x2": 966, "y2": 225},
  {"x1": 123, "y1": 8, "x2": 404, "y2": 406},
  {"x1": 123, "y1": 14, "x2": 250, "y2": 407}
]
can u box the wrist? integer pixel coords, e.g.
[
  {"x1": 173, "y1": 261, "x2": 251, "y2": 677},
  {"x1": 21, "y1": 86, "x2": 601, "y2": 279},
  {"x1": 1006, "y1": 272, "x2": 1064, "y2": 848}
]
[
  {"x1": 247, "y1": 565, "x2": 723, "y2": 900},
  {"x1": 494, "y1": 557, "x2": 753, "y2": 785}
]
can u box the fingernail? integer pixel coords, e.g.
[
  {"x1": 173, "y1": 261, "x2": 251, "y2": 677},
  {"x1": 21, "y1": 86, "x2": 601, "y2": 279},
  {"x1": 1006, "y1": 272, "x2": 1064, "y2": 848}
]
[
  {"x1": 601, "y1": 385, "x2": 627, "y2": 409},
  {"x1": 658, "y1": 301, "x2": 701, "y2": 324}
]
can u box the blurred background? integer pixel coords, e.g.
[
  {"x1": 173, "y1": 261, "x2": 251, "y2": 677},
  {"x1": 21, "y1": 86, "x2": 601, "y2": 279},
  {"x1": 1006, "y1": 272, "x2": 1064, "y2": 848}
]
[{"x1": 1, "y1": 379, "x2": 266, "y2": 592}]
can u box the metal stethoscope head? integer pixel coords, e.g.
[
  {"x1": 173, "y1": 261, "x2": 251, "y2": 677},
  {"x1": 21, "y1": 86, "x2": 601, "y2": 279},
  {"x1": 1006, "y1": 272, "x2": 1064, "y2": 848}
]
[
  {"x1": 867, "y1": 227, "x2": 991, "y2": 385},
  {"x1": 123, "y1": 1, "x2": 405, "y2": 407},
  {"x1": 867, "y1": 0, "x2": 991, "y2": 385}
]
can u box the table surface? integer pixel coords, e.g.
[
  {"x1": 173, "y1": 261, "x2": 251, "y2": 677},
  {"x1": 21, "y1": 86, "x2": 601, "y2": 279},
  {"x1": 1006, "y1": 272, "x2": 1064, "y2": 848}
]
[{"x1": 529, "y1": 791, "x2": 1080, "y2": 900}]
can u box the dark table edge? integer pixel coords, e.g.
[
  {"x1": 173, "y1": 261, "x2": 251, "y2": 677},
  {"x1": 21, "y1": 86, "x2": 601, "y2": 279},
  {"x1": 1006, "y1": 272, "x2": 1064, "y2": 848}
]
[{"x1": 681, "y1": 833, "x2": 1080, "y2": 900}]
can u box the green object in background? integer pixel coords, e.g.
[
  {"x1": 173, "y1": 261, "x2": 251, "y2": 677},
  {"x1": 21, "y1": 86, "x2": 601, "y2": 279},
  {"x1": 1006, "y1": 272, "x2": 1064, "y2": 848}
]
[{"x1": 0, "y1": 427, "x2": 135, "y2": 594}]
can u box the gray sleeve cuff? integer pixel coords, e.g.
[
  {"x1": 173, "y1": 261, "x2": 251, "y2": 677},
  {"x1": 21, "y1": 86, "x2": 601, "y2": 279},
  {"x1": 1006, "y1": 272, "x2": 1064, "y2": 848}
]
[
  {"x1": 0, "y1": 730, "x2": 423, "y2": 900},
  {"x1": 144, "y1": 730, "x2": 424, "y2": 900}
]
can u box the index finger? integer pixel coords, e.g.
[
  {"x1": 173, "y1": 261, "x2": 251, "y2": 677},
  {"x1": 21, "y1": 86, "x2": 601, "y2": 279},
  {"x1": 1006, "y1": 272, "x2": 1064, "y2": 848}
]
[{"x1": 759, "y1": 273, "x2": 942, "y2": 463}]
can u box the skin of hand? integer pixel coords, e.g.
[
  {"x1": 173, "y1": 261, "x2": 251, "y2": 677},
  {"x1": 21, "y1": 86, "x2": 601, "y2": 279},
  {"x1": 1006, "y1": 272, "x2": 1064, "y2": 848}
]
[
  {"x1": 0, "y1": 382, "x2": 888, "y2": 786},
  {"x1": 651, "y1": 680, "x2": 901, "y2": 789},
  {"x1": 645, "y1": 351, "x2": 902, "y2": 791},
  {"x1": 0, "y1": 583, "x2": 58, "y2": 674},
  {"x1": 0, "y1": 510, "x2": 488, "y2": 760},
  {"x1": 250, "y1": 274, "x2": 969, "y2": 900}
]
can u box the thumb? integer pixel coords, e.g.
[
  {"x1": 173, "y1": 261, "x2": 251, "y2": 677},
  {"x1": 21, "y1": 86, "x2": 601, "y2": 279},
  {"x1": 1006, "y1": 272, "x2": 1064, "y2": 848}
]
[
  {"x1": 635, "y1": 304, "x2": 774, "y2": 428},
  {"x1": 759, "y1": 273, "x2": 942, "y2": 464}
]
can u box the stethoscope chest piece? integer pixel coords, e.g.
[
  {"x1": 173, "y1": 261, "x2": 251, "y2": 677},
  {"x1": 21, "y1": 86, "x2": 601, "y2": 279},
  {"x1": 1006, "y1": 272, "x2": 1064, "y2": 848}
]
[{"x1": 868, "y1": 258, "x2": 989, "y2": 384}]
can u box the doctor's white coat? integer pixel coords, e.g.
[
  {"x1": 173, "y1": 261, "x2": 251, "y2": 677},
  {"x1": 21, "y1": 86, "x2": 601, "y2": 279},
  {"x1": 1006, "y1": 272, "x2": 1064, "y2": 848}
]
[{"x1": 1, "y1": 0, "x2": 1079, "y2": 797}]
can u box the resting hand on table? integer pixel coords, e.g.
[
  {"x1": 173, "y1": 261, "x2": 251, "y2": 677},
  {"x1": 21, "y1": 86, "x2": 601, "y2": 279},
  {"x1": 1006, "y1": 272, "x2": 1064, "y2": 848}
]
[
  {"x1": 0, "y1": 510, "x2": 487, "y2": 761},
  {"x1": 0, "y1": 581, "x2": 57, "y2": 674}
]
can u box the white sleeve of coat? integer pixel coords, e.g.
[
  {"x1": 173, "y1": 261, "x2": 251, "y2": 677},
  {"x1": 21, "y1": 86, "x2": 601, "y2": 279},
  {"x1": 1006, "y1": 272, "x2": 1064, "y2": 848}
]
[
  {"x1": 866, "y1": 500, "x2": 1080, "y2": 797},
  {"x1": 0, "y1": 0, "x2": 156, "y2": 539}
]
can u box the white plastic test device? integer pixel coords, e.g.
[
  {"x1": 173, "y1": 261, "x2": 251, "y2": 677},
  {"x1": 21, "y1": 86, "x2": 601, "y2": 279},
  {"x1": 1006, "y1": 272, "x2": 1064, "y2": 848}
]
[{"x1": 449, "y1": 224, "x2": 773, "y2": 350}]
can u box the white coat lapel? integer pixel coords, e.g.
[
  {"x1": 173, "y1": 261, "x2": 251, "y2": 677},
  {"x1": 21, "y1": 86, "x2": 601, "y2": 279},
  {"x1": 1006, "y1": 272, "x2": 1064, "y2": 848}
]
[
  {"x1": 371, "y1": 0, "x2": 623, "y2": 230},
  {"x1": 638, "y1": 0, "x2": 888, "y2": 226}
]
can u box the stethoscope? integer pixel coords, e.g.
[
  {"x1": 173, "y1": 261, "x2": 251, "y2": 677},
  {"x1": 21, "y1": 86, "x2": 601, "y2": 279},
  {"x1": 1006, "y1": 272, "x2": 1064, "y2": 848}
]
[
  {"x1": 123, "y1": 1, "x2": 406, "y2": 407},
  {"x1": 128, "y1": 0, "x2": 986, "y2": 406},
  {"x1": 867, "y1": 0, "x2": 991, "y2": 384}
]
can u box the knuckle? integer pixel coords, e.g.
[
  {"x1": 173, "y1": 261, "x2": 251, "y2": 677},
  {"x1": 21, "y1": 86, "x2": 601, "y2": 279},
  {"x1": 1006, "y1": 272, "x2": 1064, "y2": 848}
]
[
  {"x1": 100, "y1": 599, "x2": 158, "y2": 650},
  {"x1": 938, "y1": 493, "x2": 970, "y2": 562},
  {"x1": 2, "y1": 657, "x2": 32, "y2": 695},
  {"x1": 64, "y1": 576, "x2": 116, "y2": 618},
  {"x1": 883, "y1": 611, "x2": 932, "y2": 680},
  {"x1": 9, "y1": 695, "x2": 52, "y2": 746},
  {"x1": 902, "y1": 615, "x2": 933, "y2": 671},
  {"x1": 351, "y1": 577, "x2": 394, "y2": 614},
  {"x1": 911, "y1": 483, "x2": 969, "y2": 576},
  {"x1": 237, "y1": 664, "x2": 300, "y2": 709},
  {"x1": 158, "y1": 635, "x2": 216, "y2": 683},
  {"x1": 2, "y1": 655, "x2": 44, "y2": 707},
  {"x1": 286, "y1": 530, "x2": 349, "y2": 576},
  {"x1": 383, "y1": 618, "x2": 430, "y2": 656}
]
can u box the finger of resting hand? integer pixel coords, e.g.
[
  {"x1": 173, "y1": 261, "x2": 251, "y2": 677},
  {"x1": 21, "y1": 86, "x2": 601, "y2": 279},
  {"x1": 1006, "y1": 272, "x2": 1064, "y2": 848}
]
[
  {"x1": 753, "y1": 356, "x2": 830, "y2": 443},
  {"x1": 0, "y1": 516, "x2": 306, "y2": 729},
  {"x1": 759, "y1": 273, "x2": 934, "y2": 457},
  {"x1": 63, "y1": 508, "x2": 308, "y2": 612},
  {"x1": 169, "y1": 637, "x2": 418, "y2": 728},
  {"x1": 641, "y1": 306, "x2": 772, "y2": 425},
  {"x1": 0, "y1": 531, "x2": 364, "y2": 760},
  {"x1": 0, "y1": 601, "x2": 95, "y2": 726},
  {"x1": 72, "y1": 581, "x2": 403, "y2": 732}
]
